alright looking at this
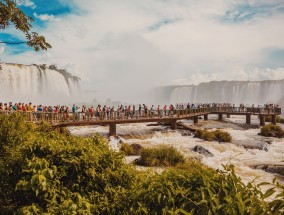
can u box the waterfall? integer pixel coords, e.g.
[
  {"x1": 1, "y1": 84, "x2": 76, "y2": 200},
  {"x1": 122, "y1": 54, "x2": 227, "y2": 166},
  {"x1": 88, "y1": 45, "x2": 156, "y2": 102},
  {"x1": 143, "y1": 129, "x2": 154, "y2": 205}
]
[
  {"x1": 156, "y1": 80, "x2": 284, "y2": 106},
  {"x1": 0, "y1": 63, "x2": 81, "y2": 104}
]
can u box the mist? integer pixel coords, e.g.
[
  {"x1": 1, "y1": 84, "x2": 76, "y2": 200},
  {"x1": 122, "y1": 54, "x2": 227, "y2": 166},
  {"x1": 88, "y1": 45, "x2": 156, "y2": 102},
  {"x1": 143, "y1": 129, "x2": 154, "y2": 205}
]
[{"x1": 1, "y1": 0, "x2": 284, "y2": 104}]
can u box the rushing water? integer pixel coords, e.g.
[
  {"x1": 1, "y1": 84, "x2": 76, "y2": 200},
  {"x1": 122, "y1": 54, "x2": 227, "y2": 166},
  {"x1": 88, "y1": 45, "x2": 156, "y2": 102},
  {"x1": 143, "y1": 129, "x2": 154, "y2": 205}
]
[
  {"x1": 69, "y1": 116, "x2": 284, "y2": 193},
  {"x1": 162, "y1": 80, "x2": 284, "y2": 105},
  {"x1": 0, "y1": 63, "x2": 81, "y2": 104}
]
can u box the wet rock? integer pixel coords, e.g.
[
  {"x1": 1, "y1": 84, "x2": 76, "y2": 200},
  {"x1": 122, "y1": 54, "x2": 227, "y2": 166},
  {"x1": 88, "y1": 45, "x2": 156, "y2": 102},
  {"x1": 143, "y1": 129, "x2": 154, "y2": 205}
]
[
  {"x1": 147, "y1": 122, "x2": 163, "y2": 126},
  {"x1": 116, "y1": 136, "x2": 124, "y2": 144},
  {"x1": 235, "y1": 141, "x2": 268, "y2": 151},
  {"x1": 192, "y1": 145, "x2": 214, "y2": 157},
  {"x1": 252, "y1": 163, "x2": 284, "y2": 177},
  {"x1": 179, "y1": 130, "x2": 192, "y2": 136},
  {"x1": 177, "y1": 122, "x2": 197, "y2": 132},
  {"x1": 125, "y1": 156, "x2": 141, "y2": 164}
]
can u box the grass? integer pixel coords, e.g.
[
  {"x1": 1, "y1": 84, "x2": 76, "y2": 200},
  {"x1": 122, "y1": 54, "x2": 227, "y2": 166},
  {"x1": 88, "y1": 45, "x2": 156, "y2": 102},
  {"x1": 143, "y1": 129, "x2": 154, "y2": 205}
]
[
  {"x1": 194, "y1": 129, "x2": 232, "y2": 142},
  {"x1": 260, "y1": 124, "x2": 284, "y2": 138},
  {"x1": 137, "y1": 145, "x2": 185, "y2": 167},
  {"x1": 265, "y1": 116, "x2": 284, "y2": 123},
  {"x1": 120, "y1": 143, "x2": 143, "y2": 155}
]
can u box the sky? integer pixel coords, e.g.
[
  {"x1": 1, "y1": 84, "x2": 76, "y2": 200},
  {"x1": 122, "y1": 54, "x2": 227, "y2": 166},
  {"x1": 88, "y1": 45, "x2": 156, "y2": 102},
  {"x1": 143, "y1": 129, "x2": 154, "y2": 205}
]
[{"x1": 0, "y1": 0, "x2": 284, "y2": 103}]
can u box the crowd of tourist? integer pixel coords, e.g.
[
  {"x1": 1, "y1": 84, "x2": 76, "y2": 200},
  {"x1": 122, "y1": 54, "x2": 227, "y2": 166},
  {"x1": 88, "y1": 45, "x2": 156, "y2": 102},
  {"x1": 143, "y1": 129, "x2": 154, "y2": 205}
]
[{"x1": 0, "y1": 101, "x2": 280, "y2": 122}]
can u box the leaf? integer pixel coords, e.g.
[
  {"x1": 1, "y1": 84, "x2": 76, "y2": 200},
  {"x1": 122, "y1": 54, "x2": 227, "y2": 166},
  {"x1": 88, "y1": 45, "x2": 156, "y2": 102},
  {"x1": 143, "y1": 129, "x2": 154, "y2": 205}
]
[{"x1": 263, "y1": 188, "x2": 275, "y2": 199}]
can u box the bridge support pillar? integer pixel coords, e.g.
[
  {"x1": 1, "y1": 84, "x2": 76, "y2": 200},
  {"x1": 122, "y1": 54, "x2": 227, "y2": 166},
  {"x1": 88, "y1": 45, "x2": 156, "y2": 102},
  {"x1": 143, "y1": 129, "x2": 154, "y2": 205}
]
[
  {"x1": 227, "y1": 114, "x2": 231, "y2": 118},
  {"x1": 218, "y1": 114, "x2": 223, "y2": 121},
  {"x1": 204, "y1": 114, "x2": 208, "y2": 121},
  {"x1": 271, "y1": 115, "x2": 276, "y2": 125},
  {"x1": 246, "y1": 114, "x2": 251, "y2": 124},
  {"x1": 109, "y1": 123, "x2": 117, "y2": 136},
  {"x1": 259, "y1": 115, "x2": 265, "y2": 126},
  {"x1": 193, "y1": 116, "x2": 198, "y2": 124},
  {"x1": 171, "y1": 120, "x2": 177, "y2": 130}
]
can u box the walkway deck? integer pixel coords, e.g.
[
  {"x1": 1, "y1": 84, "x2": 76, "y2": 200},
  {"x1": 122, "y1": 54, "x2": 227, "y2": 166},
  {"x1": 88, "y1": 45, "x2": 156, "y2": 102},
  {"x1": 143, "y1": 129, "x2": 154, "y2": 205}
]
[{"x1": 0, "y1": 107, "x2": 281, "y2": 136}]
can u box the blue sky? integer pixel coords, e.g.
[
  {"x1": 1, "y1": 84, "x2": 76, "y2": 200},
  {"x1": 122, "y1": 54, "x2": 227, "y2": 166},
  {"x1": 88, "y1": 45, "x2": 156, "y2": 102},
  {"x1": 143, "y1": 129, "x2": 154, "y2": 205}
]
[{"x1": 1, "y1": 0, "x2": 284, "y2": 101}]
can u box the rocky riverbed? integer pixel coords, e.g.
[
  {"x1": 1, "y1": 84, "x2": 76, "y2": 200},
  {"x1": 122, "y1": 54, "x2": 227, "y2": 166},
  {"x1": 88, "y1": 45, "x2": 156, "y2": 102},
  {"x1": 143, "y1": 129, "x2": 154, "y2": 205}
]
[{"x1": 69, "y1": 115, "x2": 284, "y2": 190}]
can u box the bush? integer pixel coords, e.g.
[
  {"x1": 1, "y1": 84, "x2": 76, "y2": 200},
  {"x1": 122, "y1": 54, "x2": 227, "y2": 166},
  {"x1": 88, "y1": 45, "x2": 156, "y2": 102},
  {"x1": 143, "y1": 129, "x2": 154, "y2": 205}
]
[
  {"x1": 260, "y1": 124, "x2": 284, "y2": 138},
  {"x1": 265, "y1": 115, "x2": 282, "y2": 123},
  {"x1": 194, "y1": 129, "x2": 232, "y2": 142},
  {"x1": 0, "y1": 114, "x2": 137, "y2": 214},
  {"x1": 202, "y1": 131, "x2": 216, "y2": 141},
  {"x1": 120, "y1": 143, "x2": 135, "y2": 155},
  {"x1": 130, "y1": 143, "x2": 143, "y2": 155},
  {"x1": 194, "y1": 129, "x2": 205, "y2": 139},
  {"x1": 1, "y1": 114, "x2": 284, "y2": 214},
  {"x1": 213, "y1": 130, "x2": 232, "y2": 142},
  {"x1": 120, "y1": 143, "x2": 143, "y2": 155},
  {"x1": 130, "y1": 162, "x2": 284, "y2": 215},
  {"x1": 138, "y1": 146, "x2": 185, "y2": 167}
]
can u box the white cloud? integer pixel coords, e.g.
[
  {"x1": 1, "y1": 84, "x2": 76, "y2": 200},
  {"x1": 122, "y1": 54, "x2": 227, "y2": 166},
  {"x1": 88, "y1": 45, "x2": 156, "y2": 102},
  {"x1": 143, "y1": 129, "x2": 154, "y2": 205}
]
[
  {"x1": 3, "y1": 0, "x2": 284, "y2": 103},
  {"x1": 33, "y1": 13, "x2": 59, "y2": 21},
  {"x1": 173, "y1": 67, "x2": 284, "y2": 85},
  {"x1": 18, "y1": 0, "x2": 36, "y2": 9},
  {"x1": 0, "y1": 46, "x2": 4, "y2": 55}
]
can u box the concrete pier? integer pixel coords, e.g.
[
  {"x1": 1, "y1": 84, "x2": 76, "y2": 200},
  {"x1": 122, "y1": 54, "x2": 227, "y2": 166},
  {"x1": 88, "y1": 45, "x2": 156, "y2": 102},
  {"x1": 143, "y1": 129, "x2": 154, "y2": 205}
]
[
  {"x1": 171, "y1": 119, "x2": 177, "y2": 130},
  {"x1": 193, "y1": 116, "x2": 198, "y2": 124},
  {"x1": 272, "y1": 115, "x2": 276, "y2": 125},
  {"x1": 246, "y1": 114, "x2": 251, "y2": 124},
  {"x1": 259, "y1": 115, "x2": 265, "y2": 126},
  {"x1": 204, "y1": 114, "x2": 208, "y2": 121},
  {"x1": 218, "y1": 114, "x2": 223, "y2": 121},
  {"x1": 109, "y1": 123, "x2": 117, "y2": 136}
]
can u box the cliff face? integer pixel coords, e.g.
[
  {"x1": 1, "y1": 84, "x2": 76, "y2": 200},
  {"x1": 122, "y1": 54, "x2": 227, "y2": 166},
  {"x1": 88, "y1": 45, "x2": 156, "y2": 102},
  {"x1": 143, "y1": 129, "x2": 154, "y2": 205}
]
[
  {"x1": 0, "y1": 63, "x2": 81, "y2": 104},
  {"x1": 154, "y1": 80, "x2": 284, "y2": 105}
]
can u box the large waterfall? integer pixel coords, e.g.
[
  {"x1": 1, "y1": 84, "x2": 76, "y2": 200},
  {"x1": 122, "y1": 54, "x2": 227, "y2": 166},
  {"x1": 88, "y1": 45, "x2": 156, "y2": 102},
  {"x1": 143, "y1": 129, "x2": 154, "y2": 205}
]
[
  {"x1": 0, "y1": 63, "x2": 81, "y2": 104},
  {"x1": 154, "y1": 80, "x2": 284, "y2": 106}
]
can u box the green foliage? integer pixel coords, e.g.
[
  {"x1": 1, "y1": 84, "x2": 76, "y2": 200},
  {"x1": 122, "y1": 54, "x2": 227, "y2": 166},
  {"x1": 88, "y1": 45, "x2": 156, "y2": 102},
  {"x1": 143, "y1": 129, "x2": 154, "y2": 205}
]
[
  {"x1": 194, "y1": 129, "x2": 232, "y2": 142},
  {"x1": 260, "y1": 124, "x2": 284, "y2": 138},
  {"x1": 0, "y1": 114, "x2": 137, "y2": 214},
  {"x1": 0, "y1": 0, "x2": 51, "y2": 51},
  {"x1": 265, "y1": 116, "x2": 283, "y2": 123},
  {"x1": 120, "y1": 143, "x2": 143, "y2": 155},
  {"x1": 130, "y1": 163, "x2": 284, "y2": 215},
  {"x1": 1, "y1": 114, "x2": 284, "y2": 214},
  {"x1": 213, "y1": 129, "x2": 232, "y2": 142},
  {"x1": 138, "y1": 146, "x2": 185, "y2": 167},
  {"x1": 120, "y1": 143, "x2": 135, "y2": 155},
  {"x1": 202, "y1": 131, "x2": 216, "y2": 141}
]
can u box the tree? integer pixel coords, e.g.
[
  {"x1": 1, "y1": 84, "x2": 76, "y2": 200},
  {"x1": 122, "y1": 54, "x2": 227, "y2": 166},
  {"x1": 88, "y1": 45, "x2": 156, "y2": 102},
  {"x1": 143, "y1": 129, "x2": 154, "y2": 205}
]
[{"x1": 0, "y1": 0, "x2": 51, "y2": 51}]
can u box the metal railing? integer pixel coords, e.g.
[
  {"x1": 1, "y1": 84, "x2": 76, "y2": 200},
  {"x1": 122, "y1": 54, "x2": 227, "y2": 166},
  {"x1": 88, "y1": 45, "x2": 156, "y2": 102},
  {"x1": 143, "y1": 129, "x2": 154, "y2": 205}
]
[
  {"x1": 0, "y1": 108, "x2": 211, "y2": 123},
  {"x1": 0, "y1": 107, "x2": 281, "y2": 123},
  {"x1": 211, "y1": 107, "x2": 281, "y2": 115}
]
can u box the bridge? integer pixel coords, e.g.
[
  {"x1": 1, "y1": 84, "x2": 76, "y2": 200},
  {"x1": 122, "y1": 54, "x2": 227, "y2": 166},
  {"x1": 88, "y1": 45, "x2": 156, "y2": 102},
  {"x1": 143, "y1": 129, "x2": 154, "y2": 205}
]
[{"x1": 1, "y1": 106, "x2": 281, "y2": 136}]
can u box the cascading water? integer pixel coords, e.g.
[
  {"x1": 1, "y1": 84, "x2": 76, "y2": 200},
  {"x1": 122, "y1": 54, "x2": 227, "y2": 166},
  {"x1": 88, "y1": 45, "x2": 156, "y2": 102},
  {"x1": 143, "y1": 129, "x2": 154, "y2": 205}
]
[
  {"x1": 164, "y1": 80, "x2": 284, "y2": 105},
  {"x1": 0, "y1": 63, "x2": 81, "y2": 104}
]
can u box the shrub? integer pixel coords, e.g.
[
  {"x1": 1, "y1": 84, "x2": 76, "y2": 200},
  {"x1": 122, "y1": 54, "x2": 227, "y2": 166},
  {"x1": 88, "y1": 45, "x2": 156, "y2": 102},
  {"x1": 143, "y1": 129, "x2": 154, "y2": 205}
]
[
  {"x1": 0, "y1": 114, "x2": 138, "y2": 214},
  {"x1": 213, "y1": 130, "x2": 232, "y2": 142},
  {"x1": 265, "y1": 116, "x2": 282, "y2": 123},
  {"x1": 1, "y1": 114, "x2": 284, "y2": 214},
  {"x1": 194, "y1": 129, "x2": 205, "y2": 139},
  {"x1": 120, "y1": 143, "x2": 143, "y2": 155},
  {"x1": 130, "y1": 162, "x2": 284, "y2": 215},
  {"x1": 194, "y1": 129, "x2": 232, "y2": 142},
  {"x1": 138, "y1": 146, "x2": 185, "y2": 167},
  {"x1": 260, "y1": 124, "x2": 284, "y2": 138},
  {"x1": 202, "y1": 131, "x2": 216, "y2": 141},
  {"x1": 120, "y1": 143, "x2": 135, "y2": 155},
  {"x1": 130, "y1": 143, "x2": 143, "y2": 155}
]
